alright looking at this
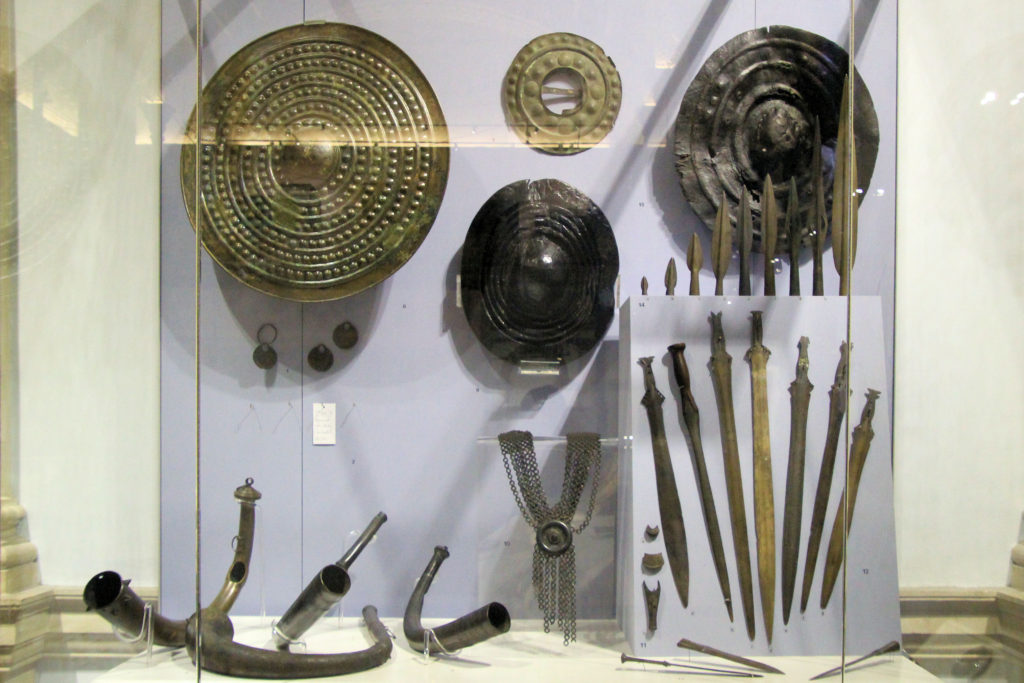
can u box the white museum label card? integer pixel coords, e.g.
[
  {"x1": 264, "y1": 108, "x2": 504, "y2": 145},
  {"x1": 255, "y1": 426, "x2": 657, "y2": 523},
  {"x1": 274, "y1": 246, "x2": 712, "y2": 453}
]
[{"x1": 312, "y1": 402, "x2": 336, "y2": 446}]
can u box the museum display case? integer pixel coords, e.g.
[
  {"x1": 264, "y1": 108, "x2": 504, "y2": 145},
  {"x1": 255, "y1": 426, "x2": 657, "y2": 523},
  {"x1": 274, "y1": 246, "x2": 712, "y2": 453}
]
[{"x1": 1, "y1": 1, "x2": 1021, "y2": 681}]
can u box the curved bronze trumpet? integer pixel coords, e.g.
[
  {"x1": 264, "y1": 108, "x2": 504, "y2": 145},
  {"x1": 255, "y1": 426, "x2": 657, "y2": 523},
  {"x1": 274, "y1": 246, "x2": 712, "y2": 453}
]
[
  {"x1": 403, "y1": 546, "x2": 511, "y2": 654},
  {"x1": 273, "y1": 512, "x2": 387, "y2": 648},
  {"x1": 187, "y1": 605, "x2": 393, "y2": 679},
  {"x1": 83, "y1": 478, "x2": 261, "y2": 646}
]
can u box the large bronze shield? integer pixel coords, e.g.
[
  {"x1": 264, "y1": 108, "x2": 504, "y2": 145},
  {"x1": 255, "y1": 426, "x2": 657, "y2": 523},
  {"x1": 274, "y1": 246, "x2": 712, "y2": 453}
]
[
  {"x1": 674, "y1": 25, "x2": 878, "y2": 251},
  {"x1": 181, "y1": 23, "x2": 448, "y2": 301}
]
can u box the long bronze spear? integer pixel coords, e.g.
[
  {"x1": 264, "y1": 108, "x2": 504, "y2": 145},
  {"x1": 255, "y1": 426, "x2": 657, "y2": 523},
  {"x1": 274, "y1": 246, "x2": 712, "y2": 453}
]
[
  {"x1": 638, "y1": 357, "x2": 689, "y2": 610},
  {"x1": 820, "y1": 389, "x2": 881, "y2": 608},
  {"x1": 739, "y1": 188, "x2": 753, "y2": 296},
  {"x1": 831, "y1": 76, "x2": 858, "y2": 296},
  {"x1": 667, "y1": 342, "x2": 733, "y2": 622},
  {"x1": 799, "y1": 342, "x2": 850, "y2": 612},
  {"x1": 708, "y1": 313, "x2": 755, "y2": 640},
  {"x1": 781, "y1": 337, "x2": 813, "y2": 625},
  {"x1": 687, "y1": 234, "x2": 702, "y2": 295},
  {"x1": 761, "y1": 176, "x2": 778, "y2": 296},
  {"x1": 810, "y1": 118, "x2": 826, "y2": 296},
  {"x1": 786, "y1": 178, "x2": 800, "y2": 295},
  {"x1": 745, "y1": 311, "x2": 774, "y2": 643},
  {"x1": 712, "y1": 193, "x2": 731, "y2": 295}
]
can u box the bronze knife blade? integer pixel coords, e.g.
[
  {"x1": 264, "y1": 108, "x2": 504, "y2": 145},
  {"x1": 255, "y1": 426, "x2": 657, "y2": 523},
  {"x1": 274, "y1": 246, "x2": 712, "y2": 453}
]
[
  {"x1": 781, "y1": 337, "x2": 813, "y2": 625},
  {"x1": 638, "y1": 357, "x2": 689, "y2": 609},
  {"x1": 745, "y1": 311, "x2": 774, "y2": 643},
  {"x1": 820, "y1": 389, "x2": 880, "y2": 608},
  {"x1": 668, "y1": 342, "x2": 733, "y2": 621},
  {"x1": 800, "y1": 342, "x2": 850, "y2": 612},
  {"x1": 708, "y1": 313, "x2": 755, "y2": 640}
]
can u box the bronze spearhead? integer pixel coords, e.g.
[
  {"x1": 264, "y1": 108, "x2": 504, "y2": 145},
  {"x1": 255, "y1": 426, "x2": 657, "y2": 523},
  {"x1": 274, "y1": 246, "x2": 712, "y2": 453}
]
[
  {"x1": 712, "y1": 192, "x2": 731, "y2": 295},
  {"x1": 707, "y1": 313, "x2": 755, "y2": 640},
  {"x1": 668, "y1": 342, "x2": 734, "y2": 621},
  {"x1": 800, "y1": 341, "x2": 850, "y2": 612},
  {"x1": 687, "y1": 233, "x2": 703, "y2": 295},
  {"x1": 811, "y1": 117, "x2": 827, "y2": 296},
  {"x1": 820, "y1": 389, "x2": 881, "y2": 609},
  {"x1": 745, "y1": 311, "x2": 774, "y2": 643},
  {"x1": 641, "y1": 276, "x2": 649, "y2": 295},
  {"x1": 761, "y1": 175, "x2": 778, "y2": 296},
  {"x1": 786, "y1": 177, "x2": 800, "y2": 295},
  {"x1": 781, "y1": 337, "x2": 813, "y2": 625},
  {"x1": 739, "y1": 187, "x2": 753, "y2": 296},
  {"x1": 831, "y1": 75, "x2": 859, "y2": 296},
  {"x1": 665, "y1": 257, "x2": 678, "y2": 296}
]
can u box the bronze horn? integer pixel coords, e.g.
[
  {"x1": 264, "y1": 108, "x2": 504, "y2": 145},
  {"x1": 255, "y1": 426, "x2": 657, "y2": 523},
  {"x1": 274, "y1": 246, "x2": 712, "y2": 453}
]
[
  {"x1": 82, "y1": 571, "x2": 186, "y2": 647},
  {"x1": 403, "y1": 546, "x2": 511, "y2": 654},
  {"x1": 273, "y1": 512, "x2": 387, "y2": 648},
  {"x1": 187, "y1": 605, "x2": 392, "y2": 678},
  {"x1": 207, "y1": 477, "x2": 262, "y2": 614}
]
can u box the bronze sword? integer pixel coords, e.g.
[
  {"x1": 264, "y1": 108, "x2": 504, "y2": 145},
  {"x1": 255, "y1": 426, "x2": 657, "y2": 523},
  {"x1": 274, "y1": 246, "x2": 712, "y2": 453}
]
[
  {"x1": 739, "y1": 188, "x2": 753, "y2": 296},
  {"x1": 820, "y1": 389, "x2": 881, "y2": 608},
  {"x1": 668, "y1": 342, "x2": 733, "y2": 621},
  {"x1": 761, "y1": 176, "x2": 778, "y2": 296},
  {"x1": 745, "y1": 311, "x2": 775, "y2": 643},
  {"x1": 638, "y1": 357, "x2": 689, "y2": 609},
  {"x1": 799, "y1": 342, "x2": 850, "y2": 612},
  {"x1": 708, "y1": 313, "x2": 755, "y2": 640},
  {"x1": 810, "y1": 118, "x2": 826, "y2": 296},
  {"x1": 781, "y1": 337, "x2": 813, "y2": 625}
]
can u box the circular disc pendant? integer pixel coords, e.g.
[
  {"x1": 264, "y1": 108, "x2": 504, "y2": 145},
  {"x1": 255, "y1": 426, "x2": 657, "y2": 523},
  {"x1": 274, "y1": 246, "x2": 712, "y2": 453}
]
[
  {"x1": 674, "y1": 25, "x2": 878, "y2": 251},
  {"x1": 537, "y1": 520, "x2": 573, "y2": 556},
  {"x1": 181, "y1": 23, "x2": 449, "y2": 301},
  {"x1": 460, "y1": 179, "x2": 619, "y2": 365},
  {"x1": 504, "y1": 33, "x2": 621, "y2": 155}
]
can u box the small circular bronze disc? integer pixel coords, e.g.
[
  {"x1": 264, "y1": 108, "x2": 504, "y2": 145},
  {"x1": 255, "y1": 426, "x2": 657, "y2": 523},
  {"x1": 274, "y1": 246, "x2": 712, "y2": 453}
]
[
  {"x1": 504, "y1": 33, "x2": 621, "y2": 155},
  {"x1": 181, "y1": 23, "x2": 449, "y2": 301},
  {"x1": 307, "y1": 343, "x2": 334, "y2": 372},
  {"x1": 674, "y1": 25, "x2": 878, "y2": 251},
  {"x1": 537, "y1": 520, "x2": 573, "y2": 556},
  {"x1": 332, "y1": 321, "x2": 358, "y2": 349}
]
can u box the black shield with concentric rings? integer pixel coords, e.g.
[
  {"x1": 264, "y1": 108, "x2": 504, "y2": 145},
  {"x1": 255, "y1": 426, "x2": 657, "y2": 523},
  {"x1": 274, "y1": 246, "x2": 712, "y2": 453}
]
[
  {"x1": 460, "y1": 179, "x2": 618, "y2": 365},
  {"x1": 181, "y1": 22, "x2": 448, "y2": 301}
]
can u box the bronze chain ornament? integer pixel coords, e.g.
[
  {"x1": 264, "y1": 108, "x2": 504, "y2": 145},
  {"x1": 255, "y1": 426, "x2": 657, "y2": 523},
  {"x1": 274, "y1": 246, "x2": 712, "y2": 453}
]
[{"x1": 499, "y1": 430, "x2": 602, "y2": 645}]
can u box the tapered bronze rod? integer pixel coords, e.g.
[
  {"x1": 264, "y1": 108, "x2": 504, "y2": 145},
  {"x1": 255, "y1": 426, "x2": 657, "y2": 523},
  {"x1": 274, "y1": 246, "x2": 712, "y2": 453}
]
[
  {"x1": 677, "y1": 637, "x2": 785, "y2": 675},
  {"x1": 781, "y1": 338, "x2": 813, "y2": 624},
  {"x1": 739, "y1": 188, "x2": 753, "y2": 296},
  {"x1": 799, "y1": 343, "x2": 850, "y2": 612},
  {"x1": 638, "y1": 357, "x2": 689, "y2": 609},
  {"x1": 712, "y1": 192, "x2": 731, "y2": 295},
  {"x1": 668, "y1": 342, "x2": 733, "y2": 621},
  {"x1": 786, "y1": 178, "x2": 800, "y2": 295},
  {"x1": 687, "y1": 234, "x2": 703, "y2": 295},
  {"x1": 621, "y1": 652, "x2": 764, "y2": 678},
  {"x1": 809, "y1": 640, "x2": 901, "y2": 680},
  {"x1": 820, "y1": 389, "x2": 881, "y2": 608},
  {"x1": 666, "y1": 258, "x2": 678, "y2": 295},
  {"x1": 810, "y1": 118, "x2": 826, "y2": 296},
  {"x1": 745, "y1": 312, "x2": 774, "y2": 643},
  {"x1": 708, "y1": 314, "x2": 755, "y2": 640},
  {"x1": 761, "y1": 176, "x2": 778, "y2": 296}
]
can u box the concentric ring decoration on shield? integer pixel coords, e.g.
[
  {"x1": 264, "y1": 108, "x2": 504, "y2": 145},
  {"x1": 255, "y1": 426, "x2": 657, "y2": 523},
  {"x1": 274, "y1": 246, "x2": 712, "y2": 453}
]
[
  {"x1": 674, "y1": 25, "x2": 878, "y2": 252},
  {"x1": 460, "y1": 179, "x2": 619, "y2": 365},
  {"x1": 503, "y1": 33, "x2": 621, "y2": 155},
  {"x1": 180, "y1": 23, "x2": 449, "y2": 302}
]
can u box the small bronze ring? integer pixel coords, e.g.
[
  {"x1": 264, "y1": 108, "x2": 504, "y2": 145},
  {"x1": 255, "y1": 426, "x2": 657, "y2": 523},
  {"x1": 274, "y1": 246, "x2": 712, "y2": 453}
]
[{"x1": 256, "y1": 323, "x2": 278, "y2": 345}]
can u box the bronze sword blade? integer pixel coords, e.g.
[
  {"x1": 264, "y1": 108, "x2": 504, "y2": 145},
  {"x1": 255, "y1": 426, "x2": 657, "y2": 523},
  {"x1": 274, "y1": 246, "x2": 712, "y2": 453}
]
[
  {"x1": 708, "y1": 313, "x2": 755, "y2": 640},
  {"x1": 745, "y1": 311, "x2": 774, "y2": 643},
  {"x1": 781, "y1": 337, "x2": 813, "y2": 625},
  {"x1": 799, "y1": 342, "x2": 850, "y2": 612},
  {"x1": 668, "y1": 342, "x2": 733, "y2": 621},
  {"x1": 820, "y1": 389, "x2": 880, "y2": 608},
  {"x1": 638, "y1": 357, "x2": 689, "y2": 609}
]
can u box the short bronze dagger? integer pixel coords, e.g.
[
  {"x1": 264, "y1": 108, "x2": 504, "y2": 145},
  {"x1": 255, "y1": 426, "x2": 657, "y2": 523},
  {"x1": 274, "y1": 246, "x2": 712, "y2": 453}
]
[
  {"x1": 739, "y1": 188, "x2": 753, "y2": 296},
  {"x1": 687, "y1": 233, "x2": 702, "y2": 295},
  {"x1": 800, "y1": 342, "x2": 850, "y2": 612},
  {"x1": 781, "y1": 337, "x2": 813, "y2": 625},
  {"x1": 786, "y1": 178, "x2": 800, "y2": 295},
  {"x1": 761, "y1": 176, "x2": 778, "y2": 296},
  {"x1": 638, "y1": 357, "x2": 689, "y2": 609},
  {"x1": 668, "y1": 342, "x2": 733, "y2": 621},
  {"x1": 810, "y1": 118, "x2": 826, "y2": 296},
  {"x1": 745, "y1": 311, "x2": 774, "y2": 643},
  {"x1": 712, "y1": 192, "x2": 731, "y2": 295},
  {"x1": 708, "y1": 313, "x2": 755, "y2": 640},
  {"x1": 820, "y1": 389, "x2": 881, "y2": 609}
]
